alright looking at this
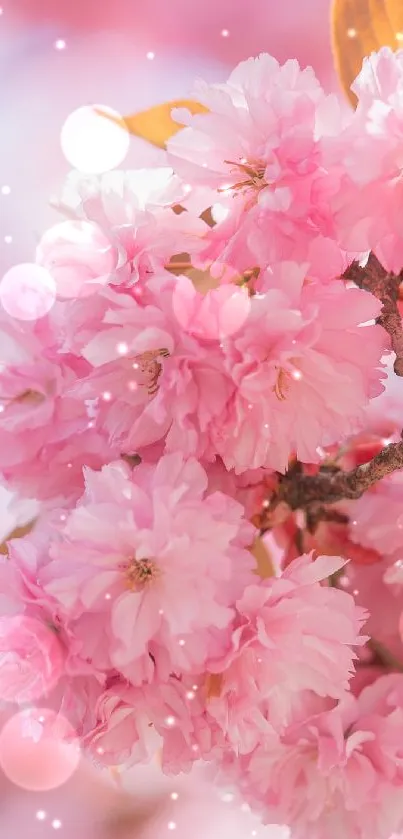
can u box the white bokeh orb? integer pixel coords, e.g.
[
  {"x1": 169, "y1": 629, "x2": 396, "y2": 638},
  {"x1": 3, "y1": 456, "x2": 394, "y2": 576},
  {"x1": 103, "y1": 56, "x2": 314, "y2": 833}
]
[{"x1": 60, "y1": 105, "x2": 130, "y2": 174}]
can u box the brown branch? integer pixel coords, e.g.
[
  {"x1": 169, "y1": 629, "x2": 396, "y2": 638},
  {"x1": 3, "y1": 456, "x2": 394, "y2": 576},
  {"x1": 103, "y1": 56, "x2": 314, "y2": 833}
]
[
  {"x1": 368, "y1": 639, "x2": 403, "y2": 673},
  {"x1": 256, "y1": 438, "x2": 403, "y2": 534},
  {"x1": 343, "y1": 253, "x2": 403, "y2": 376},
  {"x1": 276, "y1": 439, "x2": 403, "y2": 511}
]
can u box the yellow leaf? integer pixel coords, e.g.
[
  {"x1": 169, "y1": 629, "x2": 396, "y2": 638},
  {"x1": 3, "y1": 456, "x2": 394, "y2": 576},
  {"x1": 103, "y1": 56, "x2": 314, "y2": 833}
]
[
  {"x1": 331, "y1": 0, "x2": 403, "y2": 105},
  {"x1": 249, "y1": 537, "x2": 275, "y2": 580},
  {"x1": 96, "y1": 99, "x2": 208, "y2": 149}
]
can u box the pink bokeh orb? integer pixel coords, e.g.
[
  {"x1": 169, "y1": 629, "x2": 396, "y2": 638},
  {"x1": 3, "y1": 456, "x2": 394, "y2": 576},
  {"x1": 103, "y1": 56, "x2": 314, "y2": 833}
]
[
  {"x1": 0, "y1": 263, "x2": 56, "y2": 320},
  {"x1": 60, "y1": 105, "x2": 130, "y2": 174},
  {"x1": 0, "y1": 707, "x2": 80, "y2": 791}
]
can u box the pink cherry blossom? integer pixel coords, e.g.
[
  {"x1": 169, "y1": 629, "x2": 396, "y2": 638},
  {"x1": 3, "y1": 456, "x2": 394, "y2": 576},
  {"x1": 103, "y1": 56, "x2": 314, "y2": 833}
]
[
  {"x1": 333, "y1": 47, "x2": 403, "y2": 271},
  {"x1": 215, "y1": 265, "x2": 387, "y2": 472},
  {"x1": 206, "y1": 553, "x2": 367, "y2": 749},
  {"x1": 49, "y1": 168, "x2": 206, "y2": 290},
  {"x1": 222, "y1": 675, "x2": 403, "y2": 839},
  {"x1": 168, "y1": 54, "x2": 348, "y2": 276},
  {"x1": 0, "y1": 614, "x2": 65, "y2": 704},
  {"x1": 39, "y1": 455, "x2": 255, "y2": 683}
]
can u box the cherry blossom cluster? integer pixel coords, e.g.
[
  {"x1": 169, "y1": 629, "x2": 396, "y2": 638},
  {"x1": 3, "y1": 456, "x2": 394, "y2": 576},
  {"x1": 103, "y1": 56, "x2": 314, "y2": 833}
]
[{"x1": 2, "y1": 46, "x2": 403, "y2": 839}]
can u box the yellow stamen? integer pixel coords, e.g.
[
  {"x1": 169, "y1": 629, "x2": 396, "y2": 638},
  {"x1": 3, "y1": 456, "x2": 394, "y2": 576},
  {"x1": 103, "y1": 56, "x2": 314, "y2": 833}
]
[
  {"x1": 273, "y1": 368, "x2": 290, "y2": 401},
  {"x1": 126, "y1": 558, "x2": 159, "y2": 591}
]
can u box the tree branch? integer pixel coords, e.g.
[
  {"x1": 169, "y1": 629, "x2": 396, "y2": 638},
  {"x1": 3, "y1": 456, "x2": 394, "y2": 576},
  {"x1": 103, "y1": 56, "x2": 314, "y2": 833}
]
[
  {"x1": 343, "y1": 253, "x2": 403, "y2": 376},
  {"x1": 256, "y1": 438, "x2": 403, "y2": 532},
  {"x1": 277, "y1": 439, "x2": 403, "y2": 510}
]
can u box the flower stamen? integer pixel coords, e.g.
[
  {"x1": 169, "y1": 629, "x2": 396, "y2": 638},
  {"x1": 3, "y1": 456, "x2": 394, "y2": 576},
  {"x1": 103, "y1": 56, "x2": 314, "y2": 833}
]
[
  {"x1": 273, "y1": 368, "x2": 290, "y2": 401},
  {"x1": 222, "y1": 159, "x2": 267, "y2": 196},
  {"x1": 131, "y1": 348, "x2": 170, "y2": 397},
  {"x1": 126, "y1": 557, "x2": 159, "y2": 591}
]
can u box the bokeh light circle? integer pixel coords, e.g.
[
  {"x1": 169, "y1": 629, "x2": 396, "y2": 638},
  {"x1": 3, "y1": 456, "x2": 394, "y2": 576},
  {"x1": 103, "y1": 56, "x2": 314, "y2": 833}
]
[
  {"x1": 60, "y1": 105, "x2": 130, "y2": 174},
  {"x1": 0, "y1": 263, "x2": 56, "y2": 320},
  {"x1": 0, "y1": 707, "x2": 80, "y2": 791},
  {"x1": 36, "y1": 220, "x2": 119, "y2": 299}
]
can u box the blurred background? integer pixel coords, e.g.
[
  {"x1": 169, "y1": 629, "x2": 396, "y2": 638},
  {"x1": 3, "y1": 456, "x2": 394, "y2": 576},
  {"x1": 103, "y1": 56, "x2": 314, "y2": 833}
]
[{"x1": 0, "y1": 0, "x2": 334, "y2": 836}]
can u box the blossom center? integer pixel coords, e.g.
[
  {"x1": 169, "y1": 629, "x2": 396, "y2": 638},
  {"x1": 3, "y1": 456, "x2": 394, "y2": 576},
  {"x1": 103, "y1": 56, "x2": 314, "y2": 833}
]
[
  {"x1": 273, "y1": 368, "x2": 290, "y2": 401},
  {"x1": 1, "y1": 389, "x2": 46, "y2": 410},
  {"x1": 131, "y1": 348, "x2": 170, "y2": 396},
  {"x1": 126, "y1": 557, "x2": 159, "y2": 591},
  {"x1": 223, "y1": 158, "x2": 267, "y2": 196}
]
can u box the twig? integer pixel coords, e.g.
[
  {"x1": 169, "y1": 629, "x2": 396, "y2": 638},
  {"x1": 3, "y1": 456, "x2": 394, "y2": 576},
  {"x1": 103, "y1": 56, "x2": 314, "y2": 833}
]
[
  {"x1": 256, "y1": 437, "x2": 403, "y2": 533},
  {"x1": 368, "y1": 639, "x2": 403, "y2": 673},
  {"x1": 343, "y1": 253, "x2": 403, "y2": 376},
  {"x1": 277, "y1": 439, "x2": 403, "y2": 510}
]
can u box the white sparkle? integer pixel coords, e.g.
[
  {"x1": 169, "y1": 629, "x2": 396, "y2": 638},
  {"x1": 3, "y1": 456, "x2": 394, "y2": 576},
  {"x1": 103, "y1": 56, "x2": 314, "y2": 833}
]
[
  {"x1": 1, "y1": 185, "x2": 11, "y2": 195},
  {"x1": 397, "y1": 32, "x2": 403, "y2": 41},
  {"x1": 60, "y1": 513, "x2": 66, "y2": 522},
  {"x1": 221, "y1": 792, "x2": 235, "y2": 803},
  {"x1": 178, "y1": 638, "x2": 186, "y2": 646},
  {"x1": 87, "y1": 420, "x2": 94, "y2": 428},
  {"x1": 264, "y1": 423, "x2": 269, "y2": 429},
  {"x1": 170, "y1": 792, "x2": 179, "y2": 801},
  {"x1": 183, "y1": 184, "x2": 192, "y2": 194},
  {"x1": 192, "y1": 684, "x2": 198, "y2": 691},
  {"x1": 67, "y1": 462, "x2": 72, "y2": 469},
  {"x1": 221, "y1": 28, "x2": 229, "y2": 37},
  {"x1": 159, "y1": 608, "x2": 164, "y2": 615},
  {"x1": 291, "y1": 370, "x2": 302, "y2": 380},
  {"x1": 353, "y1": 589, "x2": 359, "y2": 596},
  {"x1": 252, "y1": 832, "x2": 257, "y2": 837},
  {"x1": 186, "y1": 690, "x2": 195, "y2": 700},
  {"x1": 4, "y1": 235, "x2": 12, "y2": 244},
  {"x1": 36, "y1": 811, "x2": 47, "y2": 821},
  {"x1": 54, "y1": 39, "x2": 66, "y2": 50},
  {"x1": 347, "y1": 27, "x2": 357, "y2": 38},
  {"x1": 105, "y1": 593, "x2": 112, "y2": 600},
  {"x1": 146, "y1": 51, "x2": 155, "y2": 60},
  {"x1": 132, "y1": 362, "x2": 139, "y2": 369},
  {"x1": 168, "y1": 822, "x2": 177, "y2": 831},
  {"x1": 97, "y1": 747, "x2": 104, "y2": 754},
  {"x1": 52, "y1": 819, "x2": 62, "y2": 830},
  {"x1": 116, "y1": 341, "x2": 129, "y2": 355},
  {"x1": 382, "y1": 437, "x2": 392, "y2": 446},
  {"x1": 248, "y1": 403, "x2": 253, "y2": 410},
  {"x1": 102, "y1": 391, "x2": 112, "y2": 401},
  {"x1": 128, "y1": 380, "x2": 138, "y2": 391},
  {"x1": 165, "y1": 715, "x2": 176, "y2": 727},
  {"x1": 191, "y1": 744, "x2": 199, "y2": 752}
]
